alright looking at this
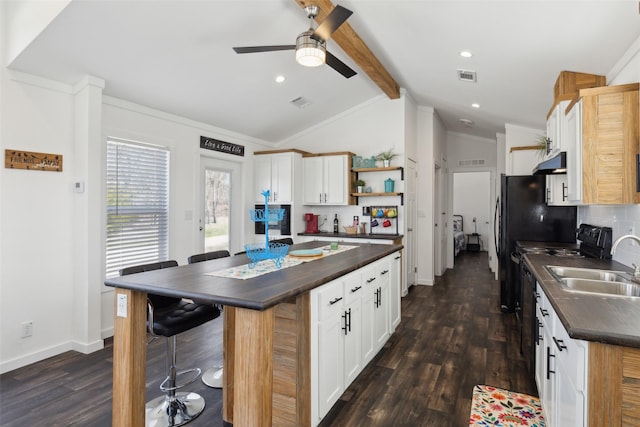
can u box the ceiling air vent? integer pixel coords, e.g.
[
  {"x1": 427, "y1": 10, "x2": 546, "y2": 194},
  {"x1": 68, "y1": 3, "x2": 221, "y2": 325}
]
[
  {"x1": 290, "y1": 96, "x2": 312, "y2": 109},
  {"x1": 457, "y1": 69, "x2": 477, "y2": 82}
]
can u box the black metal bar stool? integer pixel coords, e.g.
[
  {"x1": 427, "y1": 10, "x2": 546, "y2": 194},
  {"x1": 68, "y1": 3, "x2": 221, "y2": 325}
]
[
  {"x1": 186, "y1": 250, "x2": 230, "y2": 388},
  {"x1": 120, "y1": 260, "x2": 221, "y2": 427}
]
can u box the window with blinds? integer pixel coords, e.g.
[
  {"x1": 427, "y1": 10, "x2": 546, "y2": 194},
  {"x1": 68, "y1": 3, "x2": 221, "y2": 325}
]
[{"x1": 106, "y1": 139, "x2": 170, "y2": 278}]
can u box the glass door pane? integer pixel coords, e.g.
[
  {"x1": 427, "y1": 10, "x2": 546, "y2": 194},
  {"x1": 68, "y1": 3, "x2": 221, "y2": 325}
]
[{"x1": 203, "y1": 168, "x2": 230, "y2": 252}]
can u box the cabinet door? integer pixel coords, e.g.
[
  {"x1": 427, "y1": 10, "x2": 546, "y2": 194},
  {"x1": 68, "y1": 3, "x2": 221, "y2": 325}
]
[
  {"x1": 313, "y1": 279, "x2": 345, "y2": 419},
  {"x1": 343, "y1": 272, "x2": 363, "y2": 385},
  {"x1": 303, "y1": 157, "x2": 324, "y2": 205},
  {"x1": 546, "y1": 175, "x2": 570, "y2": 206},
  {"x1": 324, "y1": 155, "x2": 347, "y2": 205},
  {"x1": 555, "y1": 349, "x2": 585, "y2": 427},
  {"x1": 361, "y1": 265, "x2": 377, "y2": 365},
  {"x1": 566, "y1": 100, "x2": 583, "y2": 203},
  {"x1": 542, "y1": 324, "x2": 557, "y2": 427},
  {"x1": 272, "y1": 154, "x2": 293, "y2": 203},
  {"x1": 317, "y1": 313, "x2": 344, "y2": 418},
  {"x1": 372, "y1": 259, "x2": 390, "y2": 351},
  {"x1": 254, "y1": 155, "x2": 273, "y2": 202},
  {"x1": 546, "y1": 106, "x2": 559, "y2": 157},
  {"x1": 389, "y1": 253, "x2": 402, "y2": 331}
]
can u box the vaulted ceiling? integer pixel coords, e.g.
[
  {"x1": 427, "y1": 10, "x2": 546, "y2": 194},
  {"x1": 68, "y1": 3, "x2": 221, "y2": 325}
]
[{"x1": 7, "y1": 1, "x2": 640, "y2": 143}]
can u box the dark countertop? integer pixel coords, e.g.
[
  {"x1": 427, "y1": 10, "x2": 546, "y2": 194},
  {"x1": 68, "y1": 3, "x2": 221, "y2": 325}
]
[
  {"x1": 519, "y1": 241, "x2": 640, "y2": 348},
  {"x1": 105, "y1": 241, "x2": 402, "y2": 311},
  {"x1": 298, "y1": 231, "x2": 403, "y2": 241}
]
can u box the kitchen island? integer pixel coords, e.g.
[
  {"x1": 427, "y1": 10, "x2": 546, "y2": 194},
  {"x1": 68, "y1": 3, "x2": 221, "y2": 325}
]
[
  {"x1": 104, "y1": 241, "x2": 402, "y2": 426},
  {"x1": 521, "y1": 245, "x2": 640, "y2": 425}
]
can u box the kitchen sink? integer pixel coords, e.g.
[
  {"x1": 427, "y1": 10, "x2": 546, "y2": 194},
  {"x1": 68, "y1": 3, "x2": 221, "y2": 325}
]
[
  {"x1": 546, "y1": 266, "x2": 640, "y2": 297},
  {"x1": 560, "y1": 278, "x2": 640, "y2": 297}
]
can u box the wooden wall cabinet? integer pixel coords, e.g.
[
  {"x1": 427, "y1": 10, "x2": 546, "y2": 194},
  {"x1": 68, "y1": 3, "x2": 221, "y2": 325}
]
[{"x1": 565, "y1": 83, "x2": 640, "y2": 205}]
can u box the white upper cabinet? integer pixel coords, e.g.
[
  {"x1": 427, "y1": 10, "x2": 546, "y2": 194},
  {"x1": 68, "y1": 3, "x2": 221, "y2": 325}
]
[
  {"x1": 254, "y1": 152, "x2": 295, "y2": 203},
  {"x1": 303, "y1": 153, "x2": 354, "y2": 205},
  {"x1": 545, "y1": 100, "x2": 570, "y2": 158}
]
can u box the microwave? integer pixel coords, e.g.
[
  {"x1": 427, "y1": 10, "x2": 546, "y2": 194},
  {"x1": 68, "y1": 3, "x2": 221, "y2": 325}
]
[{"x1": 254, "y1": 204, "x2": 291, "y2": 236}]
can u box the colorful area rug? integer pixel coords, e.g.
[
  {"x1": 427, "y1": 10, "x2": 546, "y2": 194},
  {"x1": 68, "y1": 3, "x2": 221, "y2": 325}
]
[{"x1": 469, "y1": 385, "x2": 545, "y2": 426}]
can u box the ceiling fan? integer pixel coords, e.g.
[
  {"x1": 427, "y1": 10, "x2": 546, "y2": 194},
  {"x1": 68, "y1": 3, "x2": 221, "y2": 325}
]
[{"x1": 232, "y1": 4, "x2": 357, "y2": 78}]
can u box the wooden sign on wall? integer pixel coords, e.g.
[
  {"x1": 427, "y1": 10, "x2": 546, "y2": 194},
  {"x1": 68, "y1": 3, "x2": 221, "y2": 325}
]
[
  {"x1": 200, "y1": 136, "x2": 245, "y2": 157},
  {"x1": 5, "y1": 150, "x2": 63, "y2": 172}
]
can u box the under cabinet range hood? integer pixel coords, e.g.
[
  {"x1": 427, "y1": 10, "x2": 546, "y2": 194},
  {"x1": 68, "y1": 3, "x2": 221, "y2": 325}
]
[{"x1": 533, "y1": 151, "x2": 567, "y2": 175}]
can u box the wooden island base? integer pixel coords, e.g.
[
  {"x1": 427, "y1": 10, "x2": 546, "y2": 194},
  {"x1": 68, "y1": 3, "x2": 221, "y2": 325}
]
[{"x1": 223, "y1": 293, "x2": 311, "y2": 426}]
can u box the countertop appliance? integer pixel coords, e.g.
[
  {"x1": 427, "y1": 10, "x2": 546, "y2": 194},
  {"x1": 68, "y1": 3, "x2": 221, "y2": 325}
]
[
  {"x1": 304, "y1": 213, "x2": 319, "y2": 234},
  {"x1": 497, "y1": 174, "x2": 577, "y2": 313}
]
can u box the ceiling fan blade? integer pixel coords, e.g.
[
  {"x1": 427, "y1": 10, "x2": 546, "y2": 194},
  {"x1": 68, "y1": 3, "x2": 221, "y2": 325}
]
[
  {"x1": 233, "y1": 45, "x2": 295, "y2": 54},
  {"x1": 312, "y1": 5, "x2": 353, "y2": 42},
  {"x1": 326, "y1": 51, "x2": 357, "y2": 79}
]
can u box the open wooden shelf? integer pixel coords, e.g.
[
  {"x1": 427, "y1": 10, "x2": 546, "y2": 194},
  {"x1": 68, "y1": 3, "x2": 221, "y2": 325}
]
[{"x1": 351, "y1": 192, "x2": 404, "y2": 204}]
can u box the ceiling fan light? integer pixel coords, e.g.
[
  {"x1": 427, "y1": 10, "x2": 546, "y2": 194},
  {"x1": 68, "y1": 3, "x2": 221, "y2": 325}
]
[{"x1": 296, "y1": 31, "x2": 326, "y2": 67}]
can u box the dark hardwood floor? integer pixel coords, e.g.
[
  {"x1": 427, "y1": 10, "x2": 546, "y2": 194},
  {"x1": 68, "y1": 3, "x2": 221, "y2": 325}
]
[{"x1": 0, "y1": 251, "x2": 535, "y2": 426}]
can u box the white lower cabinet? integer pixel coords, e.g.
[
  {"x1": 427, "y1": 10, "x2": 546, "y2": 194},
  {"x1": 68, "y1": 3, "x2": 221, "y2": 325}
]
[
  {"x1": 311, "y1": 254, "x2": 399, "y2": 426},
  {"x1": 535, "y1": 283, "x2": 588, "y2": 427}
]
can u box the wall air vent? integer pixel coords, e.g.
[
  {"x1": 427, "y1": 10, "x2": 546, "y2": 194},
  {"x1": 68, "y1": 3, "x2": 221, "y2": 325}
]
[
  {"x1": 459, "y1": 159, "x2": 486, "y2": 167},
  {"x1": 290, "y1": 96, "x2": 312, "y2": 109},
  {"x1": 457, "y1": 69, "x2": 477, "y2": 82}
]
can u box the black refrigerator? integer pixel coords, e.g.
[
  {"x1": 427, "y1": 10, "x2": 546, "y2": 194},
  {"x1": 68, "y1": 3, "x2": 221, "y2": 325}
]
[{"x1": 497, "y1": 174, "x2": 576, "y2": 312}]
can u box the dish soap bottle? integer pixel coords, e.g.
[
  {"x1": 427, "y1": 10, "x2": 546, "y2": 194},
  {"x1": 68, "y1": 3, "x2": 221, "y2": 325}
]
[{"x1": 333, "y1": 214, "x2": 339, "y2": 233}]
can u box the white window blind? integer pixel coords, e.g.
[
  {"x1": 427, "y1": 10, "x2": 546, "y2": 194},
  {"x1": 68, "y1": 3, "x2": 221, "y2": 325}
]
[{"x1": 106, "y1": 139, "x2": 170, "y2": 278}]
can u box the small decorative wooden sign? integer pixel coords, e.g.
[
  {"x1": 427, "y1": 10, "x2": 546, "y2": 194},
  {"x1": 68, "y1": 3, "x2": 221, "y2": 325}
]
[
  {"x1": 5, "y1": 149, "x2": 63, "y2": 172},
  {"x1": 200, "y1": 136, "x2": 245, "y2": 157}
]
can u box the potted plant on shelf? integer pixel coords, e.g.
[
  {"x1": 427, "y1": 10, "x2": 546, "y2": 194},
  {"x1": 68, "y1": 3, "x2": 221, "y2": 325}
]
[
  {"x1": 375, "y1": 147, "x2": 399, "y2": 167},
  {"x1": 354, "y1": 179, "x2": 366, "y2": 193},
  {"x1": 535, "y1": 135, "x2": 550, "y2": 159}
]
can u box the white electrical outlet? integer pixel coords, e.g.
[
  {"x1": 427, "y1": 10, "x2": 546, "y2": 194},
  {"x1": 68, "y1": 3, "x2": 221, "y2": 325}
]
[
  {"x1": 117, "y1": 294, "x2": 128, "y2": 318},
  {"x1": 21, "y1": 321, "x2": 33, "y2": 338}
]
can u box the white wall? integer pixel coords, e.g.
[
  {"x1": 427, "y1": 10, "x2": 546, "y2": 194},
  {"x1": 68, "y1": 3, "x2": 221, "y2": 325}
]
[
  {"x1": 1, "y1": 71, "x2": 78, "y2": 372},
  {"x1": 0, "y1": 70, "x2": 272, "y2": 373},
  {"x1": 504, "y1": 124, "x2": 544, "y2": 175},
  {"x1": 578, "y1": 34, "x2": 640, "y2": 270},
  {"x1": 452, "y1": 172, "x2": 491, "y2": 250},
  {"x1": 281, "y1": 93, "x2": 407, "y2": 235}
]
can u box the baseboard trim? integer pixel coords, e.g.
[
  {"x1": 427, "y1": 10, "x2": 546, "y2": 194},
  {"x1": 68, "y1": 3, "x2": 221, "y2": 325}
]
[{"x1": 1, "y1": 342, "x2": 73, "y2": 374}]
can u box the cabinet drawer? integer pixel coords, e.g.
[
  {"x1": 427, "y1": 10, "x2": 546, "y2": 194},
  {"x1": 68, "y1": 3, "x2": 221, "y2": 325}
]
[
  {"x1": 343, "y1": 271, "x2": 363, "y2": 304},
  {"x1": 314, "y1": 279, "x2": 345, "y2": 321}
]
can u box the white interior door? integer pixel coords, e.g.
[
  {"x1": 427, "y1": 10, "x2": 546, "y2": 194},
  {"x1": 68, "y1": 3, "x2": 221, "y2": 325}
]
[{"x1": 199, "y1": 157, "x2": 241, "y2": 253}]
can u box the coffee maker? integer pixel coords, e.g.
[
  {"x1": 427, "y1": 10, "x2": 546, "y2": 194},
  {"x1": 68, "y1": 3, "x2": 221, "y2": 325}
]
[{"x1": 304, "y1": 213, "x2": 320, "y2": 233}]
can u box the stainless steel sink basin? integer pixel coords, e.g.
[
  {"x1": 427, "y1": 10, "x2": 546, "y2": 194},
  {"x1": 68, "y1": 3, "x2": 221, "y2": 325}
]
[
  {"x1": 547, "y1": 266, "x2": 629, "y2": 282},
  {"x1": 546, "y1": 265, "x2": 640, "y2": 297},
  {"x1": 560, "y1": 278, "x2": 640, "y2": 297}
]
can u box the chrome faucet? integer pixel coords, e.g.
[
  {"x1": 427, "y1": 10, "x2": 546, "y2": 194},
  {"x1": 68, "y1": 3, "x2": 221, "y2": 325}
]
[{"x1": 611, "y1": 234, "x2": 640, "y2": 279}]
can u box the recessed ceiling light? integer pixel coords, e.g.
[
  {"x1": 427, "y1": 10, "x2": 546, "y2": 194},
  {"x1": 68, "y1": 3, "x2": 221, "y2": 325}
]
[
  {"x1": 275, "y1": 75, "x2": 285, "y2": 83},
  {"x1": 471, "y1": 103, "x2": 480, "y2": 108},
  {"x1": 460, "y1": 51, "x2": 473, "y2": 58}
]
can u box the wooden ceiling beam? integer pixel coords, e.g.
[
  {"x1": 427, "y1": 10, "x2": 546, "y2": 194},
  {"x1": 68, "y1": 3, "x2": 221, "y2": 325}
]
[{"x1": 294, "y1": 0, "x2": 400, "y2": 99}]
